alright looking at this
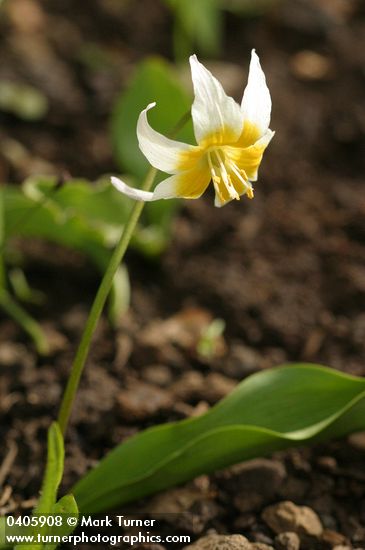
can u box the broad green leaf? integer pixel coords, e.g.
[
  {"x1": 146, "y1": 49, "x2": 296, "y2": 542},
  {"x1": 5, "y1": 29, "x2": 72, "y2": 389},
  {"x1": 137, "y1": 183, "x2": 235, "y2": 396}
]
[
  {"x1": 73, "y1": 365, "x2": 365, "y2": 513},
  {"x1": 110, "y1": 57, "x2": 194, "y2": 180}
]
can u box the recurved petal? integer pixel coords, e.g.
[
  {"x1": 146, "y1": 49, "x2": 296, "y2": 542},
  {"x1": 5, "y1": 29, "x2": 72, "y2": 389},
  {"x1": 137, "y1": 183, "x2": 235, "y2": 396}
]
[
  {"x1": 226, "y1": 129, "x2": 275, "y2": 181},
  {"x1": 111, "y1": 162, "x2": 211, "y2": 203},
  {"x1": 137, "y1": 103, "x2": 199, "y2": 174},
  {"x1": 241, "y1": 50, "x2": 271, "y2": 140},
  {"x1": 111, "y1": 176, "x2": 155, "y2": 201},
  {"x1": 189, "y1": 55, "x2": 243, "y2": 146}
]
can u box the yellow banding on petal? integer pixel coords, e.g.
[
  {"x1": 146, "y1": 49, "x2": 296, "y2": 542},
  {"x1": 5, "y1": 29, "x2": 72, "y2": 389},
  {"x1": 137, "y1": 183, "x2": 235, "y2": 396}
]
[
  {"x1": 177, "y1": 146, "x2": 205, "y2": 172},
  {"x1": 225, "y1": 141, "x2": 268, "y2": 180},
  {"x1": 200, "y1": 127, "x2": 242, "y2": 148},
  {"x1": 175, "y1": 164, "x2": 211, "y2": 199},
  {"x1": 236, "y1": 120, "x2": 261, "y2": 148}
]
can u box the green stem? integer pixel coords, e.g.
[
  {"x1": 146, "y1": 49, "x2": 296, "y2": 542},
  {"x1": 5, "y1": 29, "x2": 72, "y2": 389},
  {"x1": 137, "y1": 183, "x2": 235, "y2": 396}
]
[
  {"x1": 57, "y1": 167, "x2": 157, "y2": 435},
  {"x1": 0, "y1": 289, "x2": 49, "y2": 355}
]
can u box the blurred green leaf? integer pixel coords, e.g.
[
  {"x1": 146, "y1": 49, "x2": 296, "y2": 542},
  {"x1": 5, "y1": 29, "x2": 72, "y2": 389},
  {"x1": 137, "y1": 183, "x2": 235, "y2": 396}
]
[
  {"x1": 74, "y1": 364, "x2": 365, "y2": 513},
  {"x1": 0, "y1": 288, "x2": 49, "y2": 355},
  {"x1": 3, "y1": 177, "x2": 132, "y2": 325},
  {"x1": 111, "y1": 57, "x2": 194, "y2": 180},
  {"x1": 0, "y1": 81, "x2": 48, "y2": 121},
  {"x1": 9, "y1": 268, "x2": 45, "y2": 305},
  {"x1": 197, "y1": 318, "x2": 225, "y2": 358},
  {"x1": 3, "y1": 176, "x2": 180, "y2": 327},
  {"x1": 165, "y1": 0, "x2": 222, "y2": 59}
]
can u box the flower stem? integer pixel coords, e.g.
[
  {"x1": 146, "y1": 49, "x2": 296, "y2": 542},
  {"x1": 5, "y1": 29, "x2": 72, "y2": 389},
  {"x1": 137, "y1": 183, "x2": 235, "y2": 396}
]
[{"x1": 57, "y1": 167, "x2": 157, "y2": 435}]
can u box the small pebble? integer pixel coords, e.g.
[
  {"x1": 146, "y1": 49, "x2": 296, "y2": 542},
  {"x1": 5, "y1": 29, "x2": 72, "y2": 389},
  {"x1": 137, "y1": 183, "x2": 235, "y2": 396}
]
[
  {"x1": 275, "y1": 532, "x2": 300, "y2": 550},
  {"x1": 117, "y1": 381, "x2": 172, "y2": 420},
  {"x1": 220, "y1": 459, "x2": 286, "y2": 513},
  {"x1": 262, "y1": 501, "x2": 323, "y2": 537},
  {"x1": 322, "y1": 529, "x2": 348, "y2": 547},
  {"x1": 348, "y1": 431, "x2": 365, "y2": 451}
]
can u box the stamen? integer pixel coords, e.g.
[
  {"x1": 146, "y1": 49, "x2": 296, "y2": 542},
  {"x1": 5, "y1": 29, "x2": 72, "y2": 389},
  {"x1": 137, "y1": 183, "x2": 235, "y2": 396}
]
[
  {"x1": 207, "y1": 148, "x2": 254, "y2": 203},
  {"x1": 226, "y1": 159, "x2": 253, "y2": 198},
  {"x1": 212, "y1": 176, "x2": 225, "y2": 203},
  {"x1": 246, "y1": 186, "x2": 254, "y2": 199},
  {"x1": 214, "y1": 150, "x2": 239, "y2": 200}
]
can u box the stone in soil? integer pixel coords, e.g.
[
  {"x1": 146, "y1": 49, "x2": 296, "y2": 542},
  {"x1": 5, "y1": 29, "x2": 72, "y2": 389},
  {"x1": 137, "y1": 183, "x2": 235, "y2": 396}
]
[
  {"x1": 143, "y1": 484, "x2": 220, "y2": 534},
  {"x1": 117, "y1": 380, "x2": 173, "y2": 420},
  {"x1": 218, "y1": 458, "x2": 286, "y2": 513},
  {"x1": 275, "y1": 532, "x2": 301, "y2": 550},
  {"x1": 262, "y1": 501, "x2": 323, "y2": 537}
]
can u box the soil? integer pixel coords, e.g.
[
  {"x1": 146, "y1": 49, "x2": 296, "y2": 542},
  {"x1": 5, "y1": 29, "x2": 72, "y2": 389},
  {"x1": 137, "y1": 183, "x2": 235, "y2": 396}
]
[{"x1": 1, "y1": 0, "x2": 365, "y2": 549}]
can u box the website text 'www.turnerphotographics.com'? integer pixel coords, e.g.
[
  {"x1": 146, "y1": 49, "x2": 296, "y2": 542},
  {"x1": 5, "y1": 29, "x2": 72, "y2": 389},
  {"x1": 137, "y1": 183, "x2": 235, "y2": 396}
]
[{"x1": 3, "y1": 513, "x2": 192, "y2": 547}]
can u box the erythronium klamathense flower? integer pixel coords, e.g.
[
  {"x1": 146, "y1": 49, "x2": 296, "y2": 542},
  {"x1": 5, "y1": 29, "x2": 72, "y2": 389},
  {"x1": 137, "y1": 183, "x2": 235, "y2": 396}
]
[{"x1": 112, "y1": 50, "x2": 274, "y2": 207}]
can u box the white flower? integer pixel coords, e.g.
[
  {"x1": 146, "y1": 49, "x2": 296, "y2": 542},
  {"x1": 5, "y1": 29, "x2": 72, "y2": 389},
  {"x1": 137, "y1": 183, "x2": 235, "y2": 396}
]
[{"x1": 112, "y1": 50, "x2": 274, "y2": 208}]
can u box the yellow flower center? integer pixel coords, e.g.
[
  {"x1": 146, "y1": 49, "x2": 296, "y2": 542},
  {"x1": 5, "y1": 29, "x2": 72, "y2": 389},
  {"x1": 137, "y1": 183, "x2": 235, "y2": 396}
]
[{"x1": 206, "y1": 147, "x2": 253, "y2": 204}]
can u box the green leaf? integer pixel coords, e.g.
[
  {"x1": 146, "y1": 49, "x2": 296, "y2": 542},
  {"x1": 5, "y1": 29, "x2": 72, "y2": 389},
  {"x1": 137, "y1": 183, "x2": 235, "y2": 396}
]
[
  {"x1": 110, "y1": 57, "x2": 194, "y2": 180},
  {"x1": 0, "y1": 288, "x2": 49, "y2": 355},
  {"x1": 43, "y1": 494, "x2": 79, "y2": 550},
  {"x1": 165, "y1": 0, "x2": 222, "y2": 59},
  {"x1": 3, "y1": 178, "x2": 132, "y2": 326},
  {"x1": 9, "y1": 268, "x2": 45, "y2": 305},
  {"x1": 14, "y1": 423, "x2": 64, "y2": 550},
  {"x1": 0, "y1": 81, "x2": 48, "y2": 121},
  {"x1": 0, "y1": 516, "x2": 27, "y2": 549},
  {"x1": 35, "y1": 423, "x2": 64, "y2": 515},
  {"x1": 3, "y1": 176, "x2": 174, "y2": 316},
  {"x1": 73, "y1": 364, "x2": 365, "y2": 513}
]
